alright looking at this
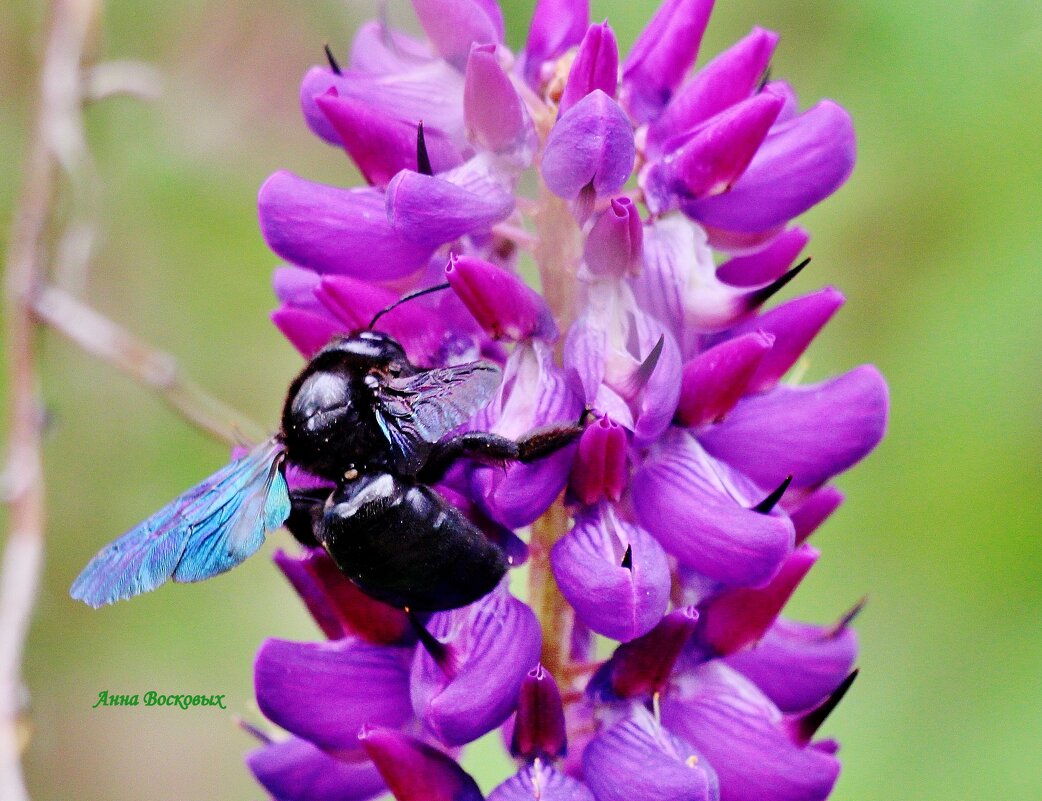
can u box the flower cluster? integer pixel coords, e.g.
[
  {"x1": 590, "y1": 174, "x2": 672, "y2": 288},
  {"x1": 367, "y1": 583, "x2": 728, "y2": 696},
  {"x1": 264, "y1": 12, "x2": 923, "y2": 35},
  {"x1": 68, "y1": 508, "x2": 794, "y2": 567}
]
[{"x1": 246, "y1": 1, "x2": 888, "y2": 800}]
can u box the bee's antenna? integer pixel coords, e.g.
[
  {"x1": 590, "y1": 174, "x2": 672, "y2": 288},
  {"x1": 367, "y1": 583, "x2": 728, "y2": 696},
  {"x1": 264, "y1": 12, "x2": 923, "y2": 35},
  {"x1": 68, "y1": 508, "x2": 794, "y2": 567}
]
[{"x1": 368, "y1": 282, "x2": 451, "y2": 330}]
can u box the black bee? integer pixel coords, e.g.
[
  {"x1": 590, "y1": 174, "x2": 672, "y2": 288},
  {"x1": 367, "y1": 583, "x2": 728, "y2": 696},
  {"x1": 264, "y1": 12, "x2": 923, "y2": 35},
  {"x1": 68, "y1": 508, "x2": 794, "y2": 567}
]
[{"x1": 71, "y1": 297, "x2": 583, "y2": 612}]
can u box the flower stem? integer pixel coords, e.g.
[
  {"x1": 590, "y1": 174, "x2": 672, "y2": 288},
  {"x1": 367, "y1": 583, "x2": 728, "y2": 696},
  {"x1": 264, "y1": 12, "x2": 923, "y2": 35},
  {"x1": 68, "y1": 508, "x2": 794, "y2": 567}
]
[{"x1": 528, "y1": 498, "x2": 574, "y2": 681}]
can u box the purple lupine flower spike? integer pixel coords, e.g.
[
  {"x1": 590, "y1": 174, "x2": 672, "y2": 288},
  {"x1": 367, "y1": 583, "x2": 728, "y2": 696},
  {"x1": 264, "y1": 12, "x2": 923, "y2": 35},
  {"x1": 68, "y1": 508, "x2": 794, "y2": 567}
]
[{"x1": 248, "y1": 2, "x2": 886, "y2": 798}]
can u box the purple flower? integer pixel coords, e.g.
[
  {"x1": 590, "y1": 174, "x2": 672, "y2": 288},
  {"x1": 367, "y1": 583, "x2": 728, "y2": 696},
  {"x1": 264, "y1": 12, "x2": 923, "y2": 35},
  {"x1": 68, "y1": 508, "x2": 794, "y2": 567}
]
[{"x1": 247, "y1": 2, "x2": 887, "y2": 800}]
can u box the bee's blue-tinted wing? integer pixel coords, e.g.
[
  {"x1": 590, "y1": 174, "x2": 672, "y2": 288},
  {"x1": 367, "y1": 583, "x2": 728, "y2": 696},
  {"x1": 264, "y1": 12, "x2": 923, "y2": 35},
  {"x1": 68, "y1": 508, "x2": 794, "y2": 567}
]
[
  {"x1": 372, "y1": 361, "x2": 502, "y2": 474},
  {"x1": 70, "y1": 439, "x2": 291, "y2": 607}
]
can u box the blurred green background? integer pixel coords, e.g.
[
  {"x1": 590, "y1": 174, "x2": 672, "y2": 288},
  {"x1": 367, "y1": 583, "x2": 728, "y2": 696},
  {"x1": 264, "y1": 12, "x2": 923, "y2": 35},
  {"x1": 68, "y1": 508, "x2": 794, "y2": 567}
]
[{"x1": 1, "y1": 0, "x2": 1040, "y2": 799}]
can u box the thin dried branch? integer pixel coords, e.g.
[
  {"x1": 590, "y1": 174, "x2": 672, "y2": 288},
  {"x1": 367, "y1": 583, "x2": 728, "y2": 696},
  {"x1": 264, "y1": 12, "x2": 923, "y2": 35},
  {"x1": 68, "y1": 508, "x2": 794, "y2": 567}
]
[
  {"x1": 34, "y1": 286, "x2": 266, "y2": 445},
  {"x1": 0, "y1": 4, "x2": 100, "y2": 799}
]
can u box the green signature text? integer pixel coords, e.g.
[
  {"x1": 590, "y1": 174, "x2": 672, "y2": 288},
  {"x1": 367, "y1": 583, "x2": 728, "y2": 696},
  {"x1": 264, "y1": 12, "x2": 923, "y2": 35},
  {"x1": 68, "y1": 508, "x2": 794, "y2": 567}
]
[{"x1": 92, "y1": 691, "x2": 227, "y2": 710}]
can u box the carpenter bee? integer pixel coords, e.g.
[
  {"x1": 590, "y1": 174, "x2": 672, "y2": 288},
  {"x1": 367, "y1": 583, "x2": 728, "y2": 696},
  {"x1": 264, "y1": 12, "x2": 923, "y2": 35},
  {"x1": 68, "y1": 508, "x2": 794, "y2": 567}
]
[{"x1": 71, "y1": 289, "x2": 583, "y2": 612}]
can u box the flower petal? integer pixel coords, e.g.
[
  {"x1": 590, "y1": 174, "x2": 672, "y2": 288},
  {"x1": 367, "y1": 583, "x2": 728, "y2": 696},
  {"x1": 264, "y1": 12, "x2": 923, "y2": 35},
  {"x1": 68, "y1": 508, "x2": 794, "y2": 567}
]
[
  {"x1": 647, "y1": 27, "x2": 779, "y2": 157},
  {"x1": 465, "y1": 45, "x2": 534, "y2": 154},
  {"x1": 445, "y1": 254, "x2": 557, "y2": 342},
  {"x1": 662, "y1": 662, "x2": 840, "y2": 801},
  {"x1": 254, "y1": 638, "x2": 414, "y2": 755},
  {"x1": 683, "y1": 101, "x2": 856, "y2": 235},
  {"x1": 788, "y1": 486, "x2": 844, "y2": 544},
  {"x1": 715, "y1": 227, "x2": 808, "y2": 287},
  {"x1": 411, "y1": 0, "x2": 503, "y2": 67},
  {"x1": 470, "y1": 341, "x2": 583, "y2": 527},
  {"x1": 386, "y1": 163, "x2": 515, "y2": 246},
  {"x1": 632, "y1": 429, "x2": 793, "y2": 588},
  {"x1": 490, "y1": 762, "x2": 595, "y2": 801},
  {"x1": 720, "y1": 287, "x2": 845, "y2": 393},
  {"x1": 698, "y1": 365, "x2": 889, "y2": 488},
  {"x1": 300, "y1": 63, "x2": 466, "y2": 148},
  {"x1": 510, "y1": 664, "x2": 567, "y2": 761},
  {"x1": 569, "y1": 415, "x2": 629, "y2": 505},
  {"x1": 559, "y1": 21, "x2": 619, "y2": 115},
  {"x1": 643, "y1": 93, "x2": 783, "y2": 214},
  {"x1": 348, "y1": 21, "x2": 433, "y2": 76},
  {"x1": 272, "y1": 305, "x2": 343, "y2": 359},
  {"x1": 621, "y1": 0, "x2": 715, "y2": 123},
  {"x1": 541, "y1": 90, "x2": 635, "y2": 201},
  {"x1": 359, "y1": 726, "x2": 484, "y2": 801},
  {"x1": 697, "y1": 545, "x2": 819, "y2": 656},
  {"x1": 583, "y1": 708, "x2": 720, "y2": 801},
  {"x1": 259, "y1": 172, "x2": 434, "y2": 279},
  {"x1": 725, "y1": 618, "x2": 858, "y2": 714},
  {"x1": 675, "y1": 332, "x2": 774, "y2": 429},
  {"x1": 583, "y1": 197, "x2": 643, "y2": 278},
  {"x1": 411, "y1": 589, "x2": 542, "y2": 746},
  {"x1": 522, "y1": 0, "x2": 590, "y2": 88},
  {"x1": 247, "y1": 737, "x2": 385, "y2": 801},
  {"x1": 550, "y1": 503, "x2": 670, "y2": 642},
  {"x1": 317, "y1": 91, "x2": 461, "y2": 185},
  {"x1": 273, "y1": 547, "x2": 411, "y2": 644},
  {"x1": 274, "y1": 265, "x2": 323, "y2": 312}
]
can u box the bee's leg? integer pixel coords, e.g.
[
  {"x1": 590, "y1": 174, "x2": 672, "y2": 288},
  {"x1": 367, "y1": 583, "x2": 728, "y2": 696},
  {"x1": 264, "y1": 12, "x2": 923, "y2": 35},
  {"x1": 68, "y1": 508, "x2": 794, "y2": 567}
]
[
  {"x1": 419, "y1": 422, "x2": 585, "y2": 484},
  {"x1": 285, "y1": 488, "x2": 330, "y2": 547}
]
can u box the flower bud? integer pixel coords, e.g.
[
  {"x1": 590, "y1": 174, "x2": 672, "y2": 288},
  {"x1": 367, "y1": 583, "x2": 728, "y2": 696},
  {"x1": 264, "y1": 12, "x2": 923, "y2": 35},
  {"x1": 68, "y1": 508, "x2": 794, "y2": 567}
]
[
  {"x1": 559, "y1": 21, "x2": 619, "y2": 115},
  {"x1": 583, "y1": 197, "x2": 643, "y2": 278},
  {"x1": 569, "y1": 415, "x2": 628, "y2": 504},
  {"x1": 446, "y1": 254, "x2": 557, "y2": 342},
  {"x1": 510, "y1": 664, "x2": 567, "y2": 761},
  {"x1": 465, "y1": 44, "x2": 533, "y2": 154}
]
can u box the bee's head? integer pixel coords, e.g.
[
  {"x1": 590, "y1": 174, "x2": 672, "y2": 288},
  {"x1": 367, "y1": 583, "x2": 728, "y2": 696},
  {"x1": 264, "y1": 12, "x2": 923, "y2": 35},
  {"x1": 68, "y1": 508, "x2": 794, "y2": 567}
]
[{"x1": 316, "y1": 331, "x2": 409, "y2": 371}]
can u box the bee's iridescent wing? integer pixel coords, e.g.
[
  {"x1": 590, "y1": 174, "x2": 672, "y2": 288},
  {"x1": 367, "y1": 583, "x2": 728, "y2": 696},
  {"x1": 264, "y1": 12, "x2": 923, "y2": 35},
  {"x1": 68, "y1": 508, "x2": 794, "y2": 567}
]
[
  {"x1": 70, "y1": 439, "x2": 290, "y2": 607},
  {"x1": 371, "y1": 361, "x2": 502, "y2": 474}
]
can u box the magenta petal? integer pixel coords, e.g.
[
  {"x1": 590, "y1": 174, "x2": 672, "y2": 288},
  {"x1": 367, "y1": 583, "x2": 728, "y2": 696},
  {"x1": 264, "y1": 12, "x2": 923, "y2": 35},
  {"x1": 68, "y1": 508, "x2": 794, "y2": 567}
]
[
  {"x1": 247, "y1": 737, "x2": 385, "y2": 801},
  {"x1": 675, "y1": 332, "x2": 774, "y2": 429},
  {"x1": 722, "y1": 288, "x2": 845, "y2": 393},
  {"x1": 259, "y1": 172, "x2": 434, "y2": 279},
  {"x1": 569, "y1": 415, "x2": 628, "y2": 505},
  {"x1": 698, "y1": 545, "x2": 819, "y2": 656},
  {"x1": 684, "y1": 100, "x2": 856, "y2": 234},
  {"x1": 541, "y1": 90, "x2": 635, "y2": 200},
  {"x1": 550, "y1": 503, "x2": 670, "y2": 642},
  {"x1": 647, "y1": 27, "x2": 780, "y2": 157},
  {"x1": 592, "y1": 606, "x2": 699, "y2": 700},
  {"x1": 490, "y1": 762, "x2": 594, "y2": 801},
  {"x1": 411, "y1": 589, "x2": 541, "y2": 746},
  {"x1": 411, "y1": 0, "x2": 503, "y2": 66},
  {"x1": 254, "y1": 638, "x2": 414, "y2": 754},
  {"x1": 359, "y1": 726, "x2": 483, "y2": 801},
  {"x1": 522, "y1": 0, "x2": 590, "y2": 88},
  {"x1": 559, "y1": 21, "x2": 619, "y2": 115},
  {"x1": 510, "y1": 664, "x2": 567, "y2": 761},
  {"x1": 316, "y1": 275, "x2": 449, "y2": 365},
  {"x1": 465, "y1": 45, "x2": 533, "y2": 154},
  {"x1": 274, "y1": 266, "x2": 323, "y2": 312},
  {"x1": 273, "y1": 548, "x2": 411, "y2": 644},
  {"x1": 386, "y1": 168, "x2": 515, "y2": 246},
  {"x1": 643, "y1": 93, "x2": 783, "y2": 214},
  {"x1": 317, "y1": 92, "x2": 461, "y2": 185},
  {"x1": 715, "y1": 227, "x2": 809, "y2": 287},
  {"x1": 348, "y1": 21, "x2": 433, "y2": 76},
  {"x1": 789, "y1": 486, "x2": 844, "y2": 544},
  {"x1": 583, "y1": 197, "x2": 643, "y2": 278},
  {"x1": 582, "y1": 708, "x2": 720, "y2": 801},
  {"x1": 632, "y1": 429, "x2": 794, "y2": 588},
  {"x1": 621, "y1": 0, "x2": 715, "y2": 123},
  {"x1": 272, "y1": 305, "x2": 343, "y2": 359},
  {"x1": 662, "y1": 662, "x2": 840, "y2": 801},
  {"x1": 698, "y1": 365, "x2": 889, "y2": 488},
  {"x1": 445, "y1": 254, "x2": 557, "y2": 342},
  {"x1": 725, "y1": 618, "x2": 858, "y2": 714},
  {"x1": 300, "y1": 65, "x2": 466, "y2": 149}
]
